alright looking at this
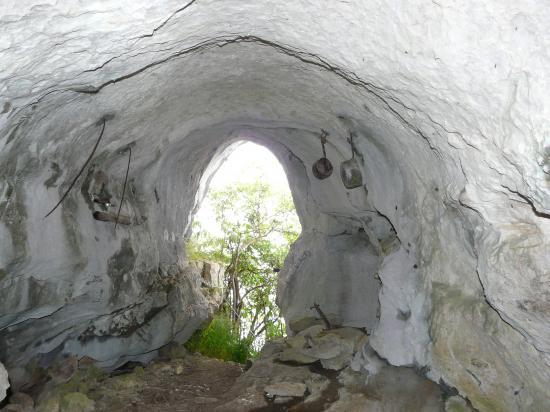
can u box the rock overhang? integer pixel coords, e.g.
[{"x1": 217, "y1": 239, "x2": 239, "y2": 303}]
[{"x1": 0, "y1": 1, "x2": 549, "y2": 410}]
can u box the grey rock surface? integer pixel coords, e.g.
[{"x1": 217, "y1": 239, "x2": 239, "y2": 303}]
[
  {"x1": 0, "y1": 1, "x2": 549, "y2": 410},
  {"x1": 329, "y1": 365, "x2": 447, "y2": 412},
  {"x1": 264, "y1": 382, "x2": 307, "y2": 398},
  {"x1": 219, "y1": 332, "x2": 453, "y2": 411},
  {"x1": 280, "y1": 326, "x2": 367, "y2": 371},
  {"x1": 216, "y1": 340, "x2": 330, "y2": 411}
]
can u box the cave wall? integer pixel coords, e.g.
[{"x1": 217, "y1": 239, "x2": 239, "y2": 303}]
[{"x1": 0, "y1": 1, "x2": 549, "y2": 410}]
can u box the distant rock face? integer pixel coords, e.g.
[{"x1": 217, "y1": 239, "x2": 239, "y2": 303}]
[
  {"x1": 0, "y1": 361, "x2": 8, "y2": 402},
  {"x1": 0, "y1": 1, "x2": 549, "y2": 410}
]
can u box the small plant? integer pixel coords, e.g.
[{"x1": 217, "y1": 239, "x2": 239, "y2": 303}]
[{"x1": 185, "y1": 315, "x2": 255, "y2": 363}]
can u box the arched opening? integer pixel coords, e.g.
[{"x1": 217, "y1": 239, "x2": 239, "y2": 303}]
[{"x1": 186, "y1": 140, "x2": 301, "y2": 355}]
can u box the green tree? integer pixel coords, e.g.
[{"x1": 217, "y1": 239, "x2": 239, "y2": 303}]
[{"x1": 188, "y1": 181, "x2": 300, "y2": 350}]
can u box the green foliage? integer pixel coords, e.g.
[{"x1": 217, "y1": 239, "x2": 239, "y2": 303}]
[
  {"x1": 185, "y1": 315, "x2": 254, "y2": 363},
  {"x1": 187, "y1": 180, "x2": 300, "y2": 353},
  {"x1": 59, "y1": 392, "x2": 95, "y2": 412},
  {"x1": 185, "y1": 237, "x2": 214, "y2": 262}
]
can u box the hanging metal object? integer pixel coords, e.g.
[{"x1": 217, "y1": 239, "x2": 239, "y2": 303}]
[
  {"x1": 340, "y1": 132, "x2": 363, "y2": 189},
  {"x1": 312, "y1": 129, "x2": 333, "y2": 180}
]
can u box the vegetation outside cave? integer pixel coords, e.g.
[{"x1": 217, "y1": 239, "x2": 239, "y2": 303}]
[{"x1": 185, "y1": 142, "x2": 301, "y2": 363}]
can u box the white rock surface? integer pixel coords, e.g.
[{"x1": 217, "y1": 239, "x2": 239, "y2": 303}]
[
  {"x1": 0, "y1": 1, "x2": 549, "y2": 410},
  {"x1": 0, "y1": 361, "x2": 8, "y2": 402}
]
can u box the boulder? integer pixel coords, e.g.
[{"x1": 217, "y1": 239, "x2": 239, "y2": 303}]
[
  {"x1": 320, "y1": 353, "x2": 352, "y2": 371},
  {"x1": 287, "y1": 318, "x2": 325, "y2": 334},
  {"x1": 264, "y1": 382, "x2": 307, "y2": 398},
  {"x1": 296, "y1": 324, "x2": 325, "y2": 338},
  {"x1": 302, "y1": 333, "x2": 351, "y2": 360},
  {"x1": 280, "y1": 327, "x2": 367, "y2": 370},
  {"x1": 277, "y1": 348, "x2": 318, "y2": 364}
]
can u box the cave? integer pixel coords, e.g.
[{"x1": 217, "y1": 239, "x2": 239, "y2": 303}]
[{"x1": 0, "y1": 2, "x2": 549, "y2": 411}]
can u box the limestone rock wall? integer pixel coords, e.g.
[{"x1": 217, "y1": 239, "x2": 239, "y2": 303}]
[
  {"x1": 0, "y1": 1, "x2": 548, "y2": 410},
  {"x1": 0, "y1": 361, "x2": 8, "y2": 403}
]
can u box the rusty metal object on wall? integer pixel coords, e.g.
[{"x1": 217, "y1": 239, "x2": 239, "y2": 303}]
[
  {"x1": 312, "y1": 129, "x2": 333, "y2": 180},
  {"x1": 340, "y1": 132, "x2": 363, "y2": 189}
]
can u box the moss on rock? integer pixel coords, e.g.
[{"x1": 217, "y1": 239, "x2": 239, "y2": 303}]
[{"x1": 59, "y1": 392, "x2": 95, "y2": 412}]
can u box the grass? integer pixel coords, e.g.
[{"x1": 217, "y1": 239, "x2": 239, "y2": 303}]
[{"x1": 185, "y1": 315, "x2": 255, "y2": 364}]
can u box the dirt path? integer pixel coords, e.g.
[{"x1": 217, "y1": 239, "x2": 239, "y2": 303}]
[
  {"x1": 91, "y1": 355, "x2": 244, "y2": 412},
  {"x1": 6, "y1": 334, "x2": 469, "y2": 411}
]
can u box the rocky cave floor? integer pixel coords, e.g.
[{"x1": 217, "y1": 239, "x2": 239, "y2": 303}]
[{"x1": 1, "y1": 326, "x2": 474, "y2": 412}]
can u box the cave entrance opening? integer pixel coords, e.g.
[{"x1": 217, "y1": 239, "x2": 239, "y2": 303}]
[{"x1": 186, "y1": 140, "x2": 302, "y2": 360}]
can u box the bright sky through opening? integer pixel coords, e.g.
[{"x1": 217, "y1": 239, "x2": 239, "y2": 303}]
[{"x1": 194, "y1": 141, "x2": 296, "y2": 235}]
